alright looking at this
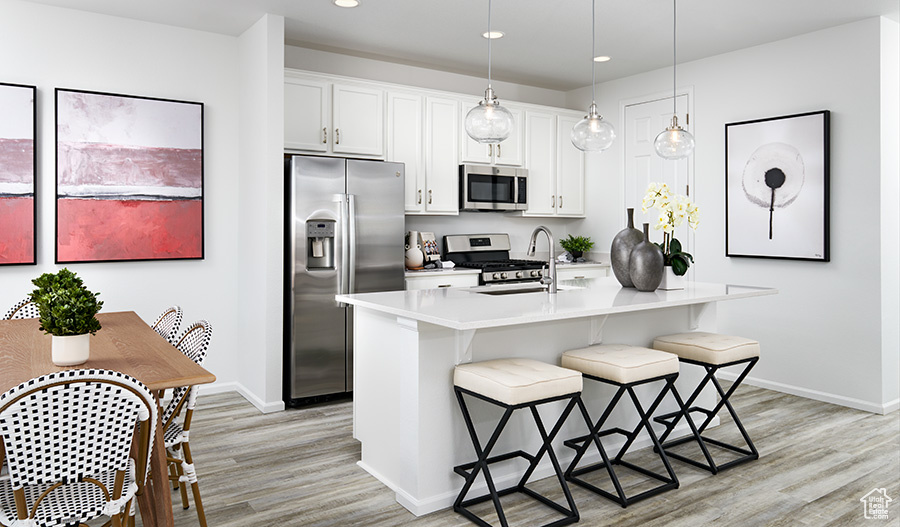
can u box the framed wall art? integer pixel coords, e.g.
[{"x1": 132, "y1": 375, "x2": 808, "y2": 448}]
[
  {"x1": 0, "y1": 82, "x2": 37, "y2": 266},
  {"x1": 55, "y1": 88, "x2": 204, "y2": 263},
  {"x1": 725, "y1": 110, "x2": 830, "y2": 261}
]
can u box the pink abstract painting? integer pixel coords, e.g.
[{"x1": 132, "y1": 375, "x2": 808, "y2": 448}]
[
  {"x1": 56, "y1": 89, "x2": 203, "y2": 262},
  {"x1": 0, "y1": 83, "x2": 36, "y2": 265}
]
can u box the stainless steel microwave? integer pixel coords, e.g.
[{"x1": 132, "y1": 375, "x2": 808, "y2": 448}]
[{"x1": 459, "y1": 164, "x2": 528, "y2": 212}]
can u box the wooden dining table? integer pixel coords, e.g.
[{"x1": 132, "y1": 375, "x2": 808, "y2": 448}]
[{"x1": 0, "y1": 310, "x2": 216, "y2": 527}]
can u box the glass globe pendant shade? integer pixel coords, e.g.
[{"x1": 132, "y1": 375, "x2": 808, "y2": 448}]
[
  {"x1": 465, "y1": 87, "x2": 514, "y2": 144},
  {"x1": 571, "y1": 103, "x2": 616, "y2": 152},
  {"x1": 653, "y1": 115, "x2": 695, "y2": 160}
]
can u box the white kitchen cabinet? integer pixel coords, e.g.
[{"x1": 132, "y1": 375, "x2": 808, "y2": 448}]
[
  {"x1": 556, "y1": 265, "x2": 609, "y2": 281},
  {"x1": 285, "y1": 73, "x2": 384, "y2": 157},
  {"x1": 423, "y1": 96, "x2": 461, "y2": 214},
  {"x1": 405, "y1": 271, "x2": 479, "y2": 290},
  {"x1": 386, "y1": 91, "x2": 425, "y2": 213},
  {"x1": 460, "y1": 102, "x2": 524, "y2": 167},
  {"x1": 522, "y1": 111, "x2": 586, "y2": 218}
]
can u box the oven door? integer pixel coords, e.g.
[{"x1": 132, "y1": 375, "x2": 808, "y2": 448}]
[{"x1": 459, "y1": 166, "x2": 526, "y2": 211}]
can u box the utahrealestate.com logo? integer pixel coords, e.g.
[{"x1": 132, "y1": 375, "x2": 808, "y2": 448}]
[{"x1": 860, "y1": 488, "x2": 892, "y2": 520}]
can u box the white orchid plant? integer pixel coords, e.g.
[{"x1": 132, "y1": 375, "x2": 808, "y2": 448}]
[{"x1": 641, "y1": 182, "x2": 700, "y2": 276}]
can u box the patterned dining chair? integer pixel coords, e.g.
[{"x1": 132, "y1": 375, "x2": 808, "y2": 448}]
[
  {"x1": 163, "y1": 320, "x2": 212, "y2": 527},
  {"x1": 150, "y1": 305, "x2": 183, "y2": 344},
  {"x1": 0, "y1": 369, "x2": 157, "y2": 527},
  {"x1": 2, "y1": 298, "x2": 39, "y2": 320}
]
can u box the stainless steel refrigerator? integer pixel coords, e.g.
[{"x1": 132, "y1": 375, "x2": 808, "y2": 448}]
[{"x1": 284, "y1": 155, "x2": 405, "y2": 406}]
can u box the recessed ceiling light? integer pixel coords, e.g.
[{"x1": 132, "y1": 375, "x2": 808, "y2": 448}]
[
  {"x1": 482, "y1": 31, "x2": 505, "y2": 39},
  {"x1": 593, "y1": 56, "x2": 611, "y2": 62},
  {"x1": 333, "y1": 0, "x2": 359, "y2": 7}
]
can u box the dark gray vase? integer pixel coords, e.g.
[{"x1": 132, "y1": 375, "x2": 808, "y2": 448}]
[
  {"x1": 629, "y1": 223, "x2": 664, "y2": 292},
  {"x1": 610, "y1": 208, "x2": 644, "y2": 287}
]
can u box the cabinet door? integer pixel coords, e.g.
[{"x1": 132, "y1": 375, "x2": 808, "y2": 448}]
[
  {"x1": 556, "y1": 115, "x2": 585, "y2": 216},
  {"x1": 285, "y1": 77, "x2": 329, "y2": 152},
  {"x1": 493, "y1": 105, "x2": 524, "y2": 167},
  {"x1": 333, "y1": 84, "x2": 384, "y2": 157},
  {"x1": 425, "y1": 97, "x2": 461, "y2": 214},
  {"x1": 387, "y1": 92, "x2": 425, "y2": 213},
  {"x1": 522, "y1": 111, "x2": 557, "y2": 216}
]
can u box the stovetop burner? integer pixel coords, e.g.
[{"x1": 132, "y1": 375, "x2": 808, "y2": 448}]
[
  {"x1": 456, "y1": 259, "x2": 547, "y2": 271},
  {"x1": 444, "y1": 234, "x2": 548, "y2": 285}
]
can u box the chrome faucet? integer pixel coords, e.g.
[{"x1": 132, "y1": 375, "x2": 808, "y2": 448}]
[{"x1": 527, "y1": 225, "x2": 557, "y2": 294}]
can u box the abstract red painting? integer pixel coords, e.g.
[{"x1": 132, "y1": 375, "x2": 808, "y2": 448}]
[
  {"x1": 56, "y1": 89, "x2": 203, "y2": 263},
  {"x1": 0, "y1": 83, "x2": 36, "y2": 265}
]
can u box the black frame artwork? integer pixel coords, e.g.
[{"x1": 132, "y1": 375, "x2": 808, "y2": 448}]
[
  {"x1": 725, "y1": 110, "x2": 830, "y2": 262},
  {"x1": 0, "y1": 82, "x2": 37, "y2": 266},
  {"x1": 55, "y1": 88, "x2": 204, "y2": 264}
]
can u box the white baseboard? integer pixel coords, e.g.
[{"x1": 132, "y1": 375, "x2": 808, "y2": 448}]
[
  {"x1": 717, "y1": 372, "x2": 899, "y2": 415},
  {"x1": 198, "y1": 381, "x2": 285, "y2": 414}
]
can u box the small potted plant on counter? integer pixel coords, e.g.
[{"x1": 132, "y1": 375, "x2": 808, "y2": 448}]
[
  {"x1": 641, "y1": 182, "x2": 700, "y2": 290},
  {"x1": 559, "y1": 234, "x2": 594, "y2": 260},
  {"x1": 29, "y1": 268, "x2": 103, "y2": 366}
]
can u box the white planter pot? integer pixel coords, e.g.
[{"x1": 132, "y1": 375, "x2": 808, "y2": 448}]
[
  {"x1": 658, "y1": 266, "x2": 685, "y2": 290},
  {"x1": 51, "y1": 333, "x2": 90, "y2": 366}
]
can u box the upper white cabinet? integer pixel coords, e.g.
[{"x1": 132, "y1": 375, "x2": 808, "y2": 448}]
[
  {"x1": 423, "y1": 96, "x2": 461, "y2": 214},
  {"x1": 522, "y1": 111, "x2": 586, "y2": 218},
  {"x1": 460, "y1": 102, "x2": 524, "y2": 167},
  {"x1": 285, "y1": 73, "x2": 384, "y2": 157},
  {"x1": 386, "y1": 91, "x2": 425, "y2": 213}
]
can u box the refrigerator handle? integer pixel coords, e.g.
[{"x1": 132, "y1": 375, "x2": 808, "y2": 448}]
[
  {"x1": 348, "y1": 194, "x2": 358, "y2": 294},
  {"x1": 339, "y1": 193, "x2": 350, "y2": 307}
]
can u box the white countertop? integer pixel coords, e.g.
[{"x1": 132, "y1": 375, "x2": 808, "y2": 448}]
[
  {"x1": 337, "y1": 277, "x2": 777, "y2": 330},
  {"x1": 404, "y1": 268, "x2": 482, "y2": 277}
]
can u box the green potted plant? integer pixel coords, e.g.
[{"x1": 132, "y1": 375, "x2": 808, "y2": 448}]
[
  {"x1": 29, "y1": 268, "x2": 103, "y2": 366},
  {"x1": 559, "y1": 235, "x2": 594, "y2": 260}
]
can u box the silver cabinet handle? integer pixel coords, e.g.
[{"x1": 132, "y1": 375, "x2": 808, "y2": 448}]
[
  {"x1": 323, "y1": 127, "x2": 327, "y2": 144},
  {"x1": 417, "y1": 189, "x2": 422, "y2": 204},
  {"x1": 428, "y1": 190, "x2": 433, "y2": 204},
  {"x1": 488, "y1": 144, "x2": 493, "y2": 157},
  {"x1": 438, "y1": 284, "x2": 451, "y2": 288},
  {"x1": 559, "y1": 195, "x2": 563, "y2": 208},
  {"x1": 497, "y1": 144, "x2": 501, "y2": 158},
  {"x1": 336, "y1": 128, "x2": 340, "y2": 145},
  {"x1": 551, "y1": 195, "x2": 556, "y2": 208}
]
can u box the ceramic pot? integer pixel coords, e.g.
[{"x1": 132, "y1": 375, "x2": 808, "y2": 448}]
[
  {"x1": 405, "y1": 231, "x2": 425, "y2": 269},
  {"x1": 610, "y1": 208, "x2": 645, "y2": 287},
  {"x1": 628, "y1": 223, "x2": 664, "y2": 292},
  {"x1": 658, "y1": 266, "x2": 685, "y2": 290},
  {"x1": 570, "y1": 250, "x2": 583, "y2": 260},
  {"x1": 51, "y1": 333, "x2": 90, "y2": 366}
]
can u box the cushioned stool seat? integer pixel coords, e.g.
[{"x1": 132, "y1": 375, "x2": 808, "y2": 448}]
[
  {"x1": 560, "y1": 345, "x2": 681, "y2": 508},
  {"x1": 562, "y1": 344, "x2": 678, "y2": 384},
  {"x1": 653, "y1": 332, "x2": 759, "y2": 365},
  {"x1": 652, "y1": 332, "x2": 760, "y2": 474},
  {"x1": 454, "y1": 358, "x2": 583, "y2": 406},
  {"x1": 453, "y1": 358, "x2": 583, "y2": 527}
]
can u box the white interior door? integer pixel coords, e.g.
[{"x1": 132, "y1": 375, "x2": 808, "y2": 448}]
[{"x1": 623, "y1": 94, "x2": 693, "y2": 251}]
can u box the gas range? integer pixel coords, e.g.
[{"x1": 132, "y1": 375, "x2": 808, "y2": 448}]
[{"x1": 443, "y1": 234, "x2": 547, "y2": 285}]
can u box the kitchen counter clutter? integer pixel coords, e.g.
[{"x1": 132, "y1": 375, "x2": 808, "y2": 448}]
[{"x1": 337, "y1": 277, "x2": 777, "y2": 516}]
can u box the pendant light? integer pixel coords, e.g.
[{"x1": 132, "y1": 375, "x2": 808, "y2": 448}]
[
  {"x1": 571, "y1": 0, "x2": 616, "y2": 152},
  {"x1": 654, "y1": 0, "x2": 694, "y2": 159},
  {"x1": 465, "y1": 0, "x2": 514, "y2": 144}
]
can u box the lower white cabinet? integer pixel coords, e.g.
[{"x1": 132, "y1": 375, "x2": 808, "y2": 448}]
[
  {"x1": 556, "y1": 265, "x2": 609, "y2": 281},
  {"x1": 405, "y1": 272, "x2": 479, "y2": 290}
]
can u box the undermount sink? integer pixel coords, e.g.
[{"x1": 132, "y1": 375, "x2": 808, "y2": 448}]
[{"x1": 467, "y1": 283, "x2": 579, "y2": 296}]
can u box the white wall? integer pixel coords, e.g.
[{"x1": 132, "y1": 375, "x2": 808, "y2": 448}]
[
  {"x1": 880, "y1": 18, "x2": 900, "y2": 407},
  {"x1": 237, "y1": 15, "x2": 286, "y2": 412},
  {"x1": 569, "y1": 17, "x2": 899, "y2": 413},
  {"x1": 0, "y1": 0, "x2": 242, "y2": 390}
]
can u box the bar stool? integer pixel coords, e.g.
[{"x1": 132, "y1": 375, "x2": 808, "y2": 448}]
[
  {"x1": 453, "y1": 358, "x2": 583, "y2": 527},
  {"x1": 560, "y1": 344, "x2": 680, "y2": 508},
  {"x1": 652, "y1": 332, "x2": 760, "y2": 474}
]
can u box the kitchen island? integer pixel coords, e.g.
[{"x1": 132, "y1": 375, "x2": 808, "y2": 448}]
[{"x1": 336, "y1": 278, "x2": 776, "y2": 516}]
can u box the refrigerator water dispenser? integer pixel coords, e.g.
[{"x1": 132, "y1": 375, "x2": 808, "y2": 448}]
[{"x1": 306, "y1": 220, "x2": 335, "y2": 269}]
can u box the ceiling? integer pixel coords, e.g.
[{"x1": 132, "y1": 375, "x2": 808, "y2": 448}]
[{"x1": 21, "y1": 0, "x2": 900, "y2": 91}]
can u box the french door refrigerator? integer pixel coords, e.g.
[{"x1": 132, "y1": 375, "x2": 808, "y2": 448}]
[{"x1": 284, "y1": 155, "x2": 405, "y2": 406}]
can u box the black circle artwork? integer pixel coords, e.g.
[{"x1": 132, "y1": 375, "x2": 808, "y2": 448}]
[{"x1": 742, "y1": 143, "x2": 805, "y2": 240}]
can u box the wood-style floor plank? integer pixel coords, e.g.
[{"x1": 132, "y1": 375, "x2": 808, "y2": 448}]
[{"x1": 133, "y1": 385, "x2": 899, "y2": 527}]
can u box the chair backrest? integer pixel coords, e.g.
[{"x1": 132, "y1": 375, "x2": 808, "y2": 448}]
[
  {"x1": 0, "y1": 369, "x2": 157, "y2": 491},
  {"x1": 151, "y1": 305, "x2": 183, "y2": 343},
  {"x1": 3, "y1": 298, "x2": 39, "y2": 320},
  {"x1": 163, "y1": 320, "x2": 213, "y2": 428}
]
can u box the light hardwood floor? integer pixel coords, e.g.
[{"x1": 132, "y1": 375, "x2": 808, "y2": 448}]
[{"x1": 140, "y1": 385, "x2": 899, "y2": 527}]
